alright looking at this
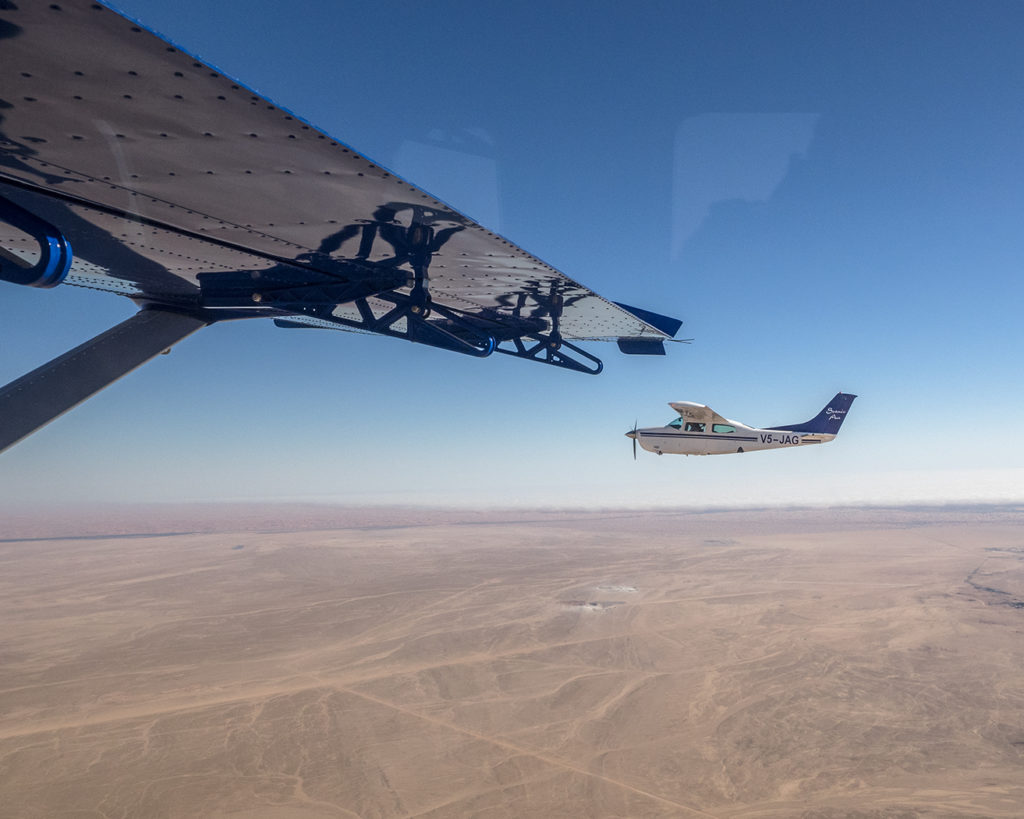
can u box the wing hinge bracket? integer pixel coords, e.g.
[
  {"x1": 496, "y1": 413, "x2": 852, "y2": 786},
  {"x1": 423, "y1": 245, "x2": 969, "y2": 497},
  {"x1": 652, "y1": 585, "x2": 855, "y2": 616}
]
[
  {"x1": 275, "y1": 278, "x2": 605, "y2": 373},
  {"x1": 275, "y1": 289, "x2": 496, "y2": 358},
  {"x1": 494, "y1": 333, "x2": 603, "y2": 374},
  {"x1": 491, "y1": 287, "x2": 603, "y2": 374},
  {"x1": 272, "y1": 273, "x2": 605, "y2": 373}
]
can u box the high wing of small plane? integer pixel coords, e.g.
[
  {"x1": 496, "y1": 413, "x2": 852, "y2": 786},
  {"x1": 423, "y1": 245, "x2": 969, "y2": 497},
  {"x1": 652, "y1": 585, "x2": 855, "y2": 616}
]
[
  {"x1": 626, "y1": 392, "x2": 856, "y2": 457},
  {"x1": 0, "y1": 1, "x2": 682, "y2": 454}
]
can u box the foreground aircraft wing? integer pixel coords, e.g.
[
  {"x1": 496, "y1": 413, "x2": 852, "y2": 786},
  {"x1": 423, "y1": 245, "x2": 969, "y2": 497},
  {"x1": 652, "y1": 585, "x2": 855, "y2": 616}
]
[{"x1": 0, "y1": 0, "x2": 681, "y2": 452}]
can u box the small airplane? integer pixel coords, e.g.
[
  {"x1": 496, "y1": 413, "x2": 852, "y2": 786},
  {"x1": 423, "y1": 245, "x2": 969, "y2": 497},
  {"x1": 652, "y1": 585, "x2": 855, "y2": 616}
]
[{"x1": 626, "y1": 392, "x2": 856, "y2": 457}]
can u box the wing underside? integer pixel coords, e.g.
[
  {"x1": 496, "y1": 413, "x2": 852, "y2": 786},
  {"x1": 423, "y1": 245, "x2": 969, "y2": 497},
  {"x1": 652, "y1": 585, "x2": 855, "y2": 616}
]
[{"x1": 0, "y1": 0, "x2": 680, "y2": 372}]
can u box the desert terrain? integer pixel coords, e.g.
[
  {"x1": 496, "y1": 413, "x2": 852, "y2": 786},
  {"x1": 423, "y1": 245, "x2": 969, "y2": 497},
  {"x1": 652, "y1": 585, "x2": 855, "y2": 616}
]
[{"x1": 1, "y1": 504, "x2": 1023, "y2": 817}]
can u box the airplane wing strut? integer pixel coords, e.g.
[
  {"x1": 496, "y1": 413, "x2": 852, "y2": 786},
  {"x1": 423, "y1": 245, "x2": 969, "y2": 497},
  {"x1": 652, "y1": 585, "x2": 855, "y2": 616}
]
[{"x1": 0, "y1": 308, "x2": 208, "y2": 453}]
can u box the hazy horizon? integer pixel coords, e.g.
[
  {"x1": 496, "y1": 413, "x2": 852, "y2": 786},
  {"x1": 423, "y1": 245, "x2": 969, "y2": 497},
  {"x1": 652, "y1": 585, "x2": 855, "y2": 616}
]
[{"x1": 3, "y1": 498, "x2": 1022, "y2": 543}]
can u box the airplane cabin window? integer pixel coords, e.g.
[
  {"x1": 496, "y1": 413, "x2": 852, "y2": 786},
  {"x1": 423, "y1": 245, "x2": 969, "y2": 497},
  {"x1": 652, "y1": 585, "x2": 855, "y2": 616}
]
[
  {"x1": 685, "y1": 422, "x2": 706, "y2": 432},
  {"x1": 713, "y1": 424, "x2": 736, "y2": 433},
  {"x1": 668, "y1": 418, "x2": 683, "y2": 428}
]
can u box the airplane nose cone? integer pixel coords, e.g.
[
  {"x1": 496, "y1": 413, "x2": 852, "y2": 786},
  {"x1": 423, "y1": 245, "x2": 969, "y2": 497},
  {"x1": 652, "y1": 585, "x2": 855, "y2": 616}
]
[{"x1": 625, "y1": 430, "x2": 636, "y2": 439}]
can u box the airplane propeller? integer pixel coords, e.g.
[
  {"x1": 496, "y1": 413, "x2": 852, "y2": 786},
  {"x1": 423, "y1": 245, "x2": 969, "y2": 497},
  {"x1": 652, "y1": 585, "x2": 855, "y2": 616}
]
[{"x1": 626, "y1": 420, "x2": 638, "y2": 460}]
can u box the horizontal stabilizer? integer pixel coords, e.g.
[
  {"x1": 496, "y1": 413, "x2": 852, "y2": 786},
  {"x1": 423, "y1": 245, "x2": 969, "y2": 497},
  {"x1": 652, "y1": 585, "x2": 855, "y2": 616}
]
[{"x1": 612, "y1": 303, "x2": 682, "y2": 338}]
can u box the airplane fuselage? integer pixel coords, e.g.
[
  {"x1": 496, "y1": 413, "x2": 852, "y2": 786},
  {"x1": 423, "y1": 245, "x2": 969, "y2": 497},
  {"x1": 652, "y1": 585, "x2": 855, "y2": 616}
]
[{"x1": 633, "y1": 423, "x2": 833, "y2": 456}]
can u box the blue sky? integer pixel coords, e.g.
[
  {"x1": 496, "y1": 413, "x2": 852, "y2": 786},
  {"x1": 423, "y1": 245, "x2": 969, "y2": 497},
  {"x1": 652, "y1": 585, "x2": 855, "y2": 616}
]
[{"x1": 2, "y1": 0, "x2": 1023, "y2": 509}]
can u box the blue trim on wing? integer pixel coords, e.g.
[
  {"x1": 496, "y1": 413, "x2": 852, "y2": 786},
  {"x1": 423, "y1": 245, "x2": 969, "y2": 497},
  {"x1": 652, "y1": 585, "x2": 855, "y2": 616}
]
[{"x1": 613, "y1": 302, "x2": 683, "y2": 338}]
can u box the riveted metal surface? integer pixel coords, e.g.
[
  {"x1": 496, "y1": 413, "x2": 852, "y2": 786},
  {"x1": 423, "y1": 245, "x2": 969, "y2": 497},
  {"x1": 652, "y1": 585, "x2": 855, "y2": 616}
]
[{"x1": 0, "y1": 0, "x2": 676, "y2": 342}]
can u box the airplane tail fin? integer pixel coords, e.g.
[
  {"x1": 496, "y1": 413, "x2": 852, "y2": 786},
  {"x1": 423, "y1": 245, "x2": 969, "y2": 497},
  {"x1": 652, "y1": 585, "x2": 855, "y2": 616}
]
[{"x1": 771, "y1": 392, "x2": 857, "y2": 435}]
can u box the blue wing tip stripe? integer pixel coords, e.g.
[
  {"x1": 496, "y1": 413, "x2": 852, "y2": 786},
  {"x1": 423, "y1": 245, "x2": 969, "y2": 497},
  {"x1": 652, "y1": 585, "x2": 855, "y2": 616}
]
[{"x1": 612, "y1": 302, "x2": 682, "y2": 338}]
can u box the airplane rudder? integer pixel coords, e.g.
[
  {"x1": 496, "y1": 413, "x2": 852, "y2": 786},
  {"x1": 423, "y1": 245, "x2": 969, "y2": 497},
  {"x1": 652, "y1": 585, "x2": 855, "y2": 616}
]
[{"x1": 820, "y1": 392, "x2": 856, "y2": 434}]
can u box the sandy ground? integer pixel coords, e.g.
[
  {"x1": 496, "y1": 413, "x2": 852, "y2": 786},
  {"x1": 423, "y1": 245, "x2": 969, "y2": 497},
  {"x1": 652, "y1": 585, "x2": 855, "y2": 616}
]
[{"x1": 1, "y1": 505, "x2": 1023, "y2": 817}]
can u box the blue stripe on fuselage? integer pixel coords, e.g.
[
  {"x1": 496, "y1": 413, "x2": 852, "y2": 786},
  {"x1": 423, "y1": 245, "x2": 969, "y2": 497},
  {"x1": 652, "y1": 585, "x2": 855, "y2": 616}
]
[{"x1": 640, "y1": 432, "x2": 759, "y2": 441}]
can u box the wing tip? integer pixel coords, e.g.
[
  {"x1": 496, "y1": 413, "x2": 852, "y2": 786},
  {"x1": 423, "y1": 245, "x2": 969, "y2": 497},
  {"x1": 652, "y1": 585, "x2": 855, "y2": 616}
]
[{"x1": 613, "y1": 302, "x2": 683, "y2": 338}]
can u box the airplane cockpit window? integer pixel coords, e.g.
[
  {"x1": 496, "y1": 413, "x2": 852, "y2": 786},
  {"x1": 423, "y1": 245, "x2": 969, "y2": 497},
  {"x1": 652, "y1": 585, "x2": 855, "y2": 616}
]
[
  {"x1": 685, "y1": 422, "x2": 706, "y2": 432},
  {"x1": 668, "y1": 418, "x2": 684, "y2": 428},
  {"x1": 713, "y1": 424, "x2": 736, "y2": 433}
]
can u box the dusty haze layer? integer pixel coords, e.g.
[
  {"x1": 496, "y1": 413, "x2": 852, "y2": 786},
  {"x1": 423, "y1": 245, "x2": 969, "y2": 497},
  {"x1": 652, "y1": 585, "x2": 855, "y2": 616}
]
[{"x1": 2, "y1": 505, "x2": 1023, "y2": 817}]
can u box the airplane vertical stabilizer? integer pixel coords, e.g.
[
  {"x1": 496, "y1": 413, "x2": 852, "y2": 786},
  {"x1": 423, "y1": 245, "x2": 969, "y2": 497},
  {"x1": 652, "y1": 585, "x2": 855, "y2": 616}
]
[{"x1": 770, "y1": 392, "x2": 857, "y2": 435}]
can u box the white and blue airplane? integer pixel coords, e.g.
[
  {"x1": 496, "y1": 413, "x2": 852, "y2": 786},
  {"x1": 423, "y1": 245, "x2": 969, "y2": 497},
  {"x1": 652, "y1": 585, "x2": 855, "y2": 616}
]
[{"x1": 626, "y1": 392, "x2": 856, "y2": 456}]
